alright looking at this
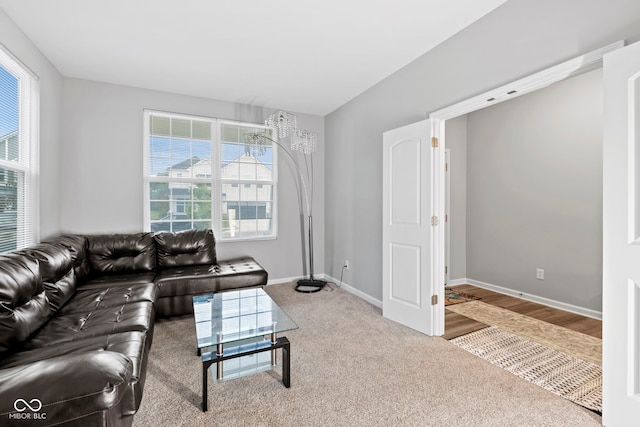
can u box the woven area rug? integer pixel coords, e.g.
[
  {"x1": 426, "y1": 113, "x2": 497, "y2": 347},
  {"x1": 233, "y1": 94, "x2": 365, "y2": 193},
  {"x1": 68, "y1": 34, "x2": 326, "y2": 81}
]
[
  {"x1": 444, "y1": 287, "x2": 480, "y2": 306},
  {"x1": 446, "y1": 300, "x2": 602, "y2": 365},
  {"x1": 450, "y1": 326, "x2": 602, "y2": 413}
]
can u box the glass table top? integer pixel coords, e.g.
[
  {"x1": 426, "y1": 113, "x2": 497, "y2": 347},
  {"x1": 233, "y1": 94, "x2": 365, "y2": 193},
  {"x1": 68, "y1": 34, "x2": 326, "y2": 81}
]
[{"x1": 193, "y1": 287, "x2": 298, "y2": 349}]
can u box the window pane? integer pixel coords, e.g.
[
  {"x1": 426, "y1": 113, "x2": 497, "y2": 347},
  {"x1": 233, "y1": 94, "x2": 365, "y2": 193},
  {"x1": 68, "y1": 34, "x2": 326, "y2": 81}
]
[
  {"x1": 169, "y1": 138, "x2": 191, "y2": 176},
  {"x1": 257, "y1": 184, "x2": 272, "y2": 202},
  {"x1": 193, "y1": 139, "x2": 211, "y2": 162},
  {"x1": 150, "y1": 116, "x2": 170, "y2": 136},
  {"x1": 0, "y1": 66, "x2": 19, "y2": 163},
  {"x1": 150, "y1": 182, "x2": 170, "y2": 200},
  {"x1": 193, "y1": 221, "x2": 210, "y2": 230},
  {"x1": 239, "y1": 162, "x2": 257, "y2": 180},
  {"x1": 220, "y1": 181, "x2": 272, "y2": 239},
  {"x1": 0, "y1": 168, "x2": 17, "y2": 252},
  {"x1": 148, "y1": 115, "x2": 213, "y2": 179},
  {"x1": 221, "y1": 149, "x2": 272, "y2": 181},
  {"x1": 221, "y1": 123, "x2": 239, "y2": 142},
  {"x1": 151, "y1": 222, "x2": 171, "y2": 233},
  {"x1": 150, "y1": 201, "x2": 170, "y2": 221},
  {"x1": 148, "y1": 181, "x2": 212, "y2": 231},
  {"x1": 193, "y1": 183, "x2": 211, "y2": 200},
  {"x1": 223, "y1": 141, "x2": 244, "y2": 160},
  {"x1": 192, "y1": 120, "x2": 211, "y2": 140},
  {"x1": 172, "y1": 221, "x2": 193, "y2": 232},
  {"x1": 193, "y1": 202, "x2": 210, "y2": 220},
  {"x1": 171, "y1": 118, "x2": 191, "y2": 138}
]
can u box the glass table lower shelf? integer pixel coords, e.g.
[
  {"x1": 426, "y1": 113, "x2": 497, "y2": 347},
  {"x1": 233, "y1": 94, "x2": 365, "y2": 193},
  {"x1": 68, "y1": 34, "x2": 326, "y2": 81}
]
[
  {"x1": 193, "y1": 288, "x2": 297, "y2": 412},
  {"x1": 207, "y1": 336, "x2": 282, "y2": 382},
  {"x1": 200, "y1": 335, "x2": 291, "y2": 412}
]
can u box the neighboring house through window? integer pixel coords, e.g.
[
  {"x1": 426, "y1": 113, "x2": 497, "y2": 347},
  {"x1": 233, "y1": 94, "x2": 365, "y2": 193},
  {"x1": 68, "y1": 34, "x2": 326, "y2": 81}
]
[
  {"x1": 0, "y1": 46, "x2": 38, "y2": 253},
  {"x1": 143, "y1": 111, "x2": 276, "y2": 240}
]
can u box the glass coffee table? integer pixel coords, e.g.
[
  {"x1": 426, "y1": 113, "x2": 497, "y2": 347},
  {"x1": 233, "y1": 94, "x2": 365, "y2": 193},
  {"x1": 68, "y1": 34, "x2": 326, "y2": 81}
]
[{"x1": 193, "y1": 287, "x2": 298, "y2": 412}]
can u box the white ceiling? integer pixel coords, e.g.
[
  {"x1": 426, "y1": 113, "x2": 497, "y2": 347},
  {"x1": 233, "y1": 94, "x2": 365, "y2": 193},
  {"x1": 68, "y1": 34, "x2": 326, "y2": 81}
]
[{"x1": 0, "y1": 0, "x2": 508, "y2": 116}]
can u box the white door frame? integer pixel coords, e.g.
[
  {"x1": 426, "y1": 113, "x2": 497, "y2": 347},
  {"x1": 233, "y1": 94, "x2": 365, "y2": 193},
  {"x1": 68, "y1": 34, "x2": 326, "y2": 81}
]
[
  {"x1": 427, "y1": 40, "x2": 623, "y2": 337},
  {"x1": 445, "y1": 148, "x2": 450, "y2": 286}
]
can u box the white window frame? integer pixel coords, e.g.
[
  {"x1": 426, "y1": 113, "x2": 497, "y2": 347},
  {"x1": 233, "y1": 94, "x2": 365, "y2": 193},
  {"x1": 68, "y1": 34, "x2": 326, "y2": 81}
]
[
  {"x1": 0, "y1": 44, "x2": 39, "y2": 252},
  {"x1": 143, "y1": 111, "x2": 278, "y2": 241}
]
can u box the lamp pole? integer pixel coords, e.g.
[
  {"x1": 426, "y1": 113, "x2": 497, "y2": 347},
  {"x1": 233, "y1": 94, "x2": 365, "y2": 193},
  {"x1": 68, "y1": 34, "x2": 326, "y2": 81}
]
[{"x1": 245, "y1": 132, "x2": 325, "y2": 293}]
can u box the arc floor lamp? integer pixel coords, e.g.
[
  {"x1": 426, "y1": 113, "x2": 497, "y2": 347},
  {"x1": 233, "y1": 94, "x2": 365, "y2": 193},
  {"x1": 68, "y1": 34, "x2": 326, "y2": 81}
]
[{"x1": 245, "y1": 110, "x2": 325, "y2": 293}]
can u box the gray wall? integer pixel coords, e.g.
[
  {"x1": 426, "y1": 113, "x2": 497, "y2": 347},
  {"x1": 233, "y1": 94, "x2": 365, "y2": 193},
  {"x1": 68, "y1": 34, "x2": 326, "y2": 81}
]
[
  {"x1": 446, "y1": 116, "x2": 467, "y2": 281},
  {"x1": 465, "y1": 69, "x2": 603, "y2": 310},
  {"x1": 0, "y1": 7, "x2": 63, "y2": 240},
  {"x1": 325, "y1": 0, "x2": 640, "y2": 304},
  {"x1": 61, "y1": 78, "x2": 324, "y2": 282}
]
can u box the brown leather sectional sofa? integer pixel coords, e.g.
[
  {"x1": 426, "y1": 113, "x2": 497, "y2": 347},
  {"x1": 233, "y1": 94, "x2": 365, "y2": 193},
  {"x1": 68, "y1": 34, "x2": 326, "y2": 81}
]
[{"x1": 0, "y1": 229, "x2": 267, "y2": 426}]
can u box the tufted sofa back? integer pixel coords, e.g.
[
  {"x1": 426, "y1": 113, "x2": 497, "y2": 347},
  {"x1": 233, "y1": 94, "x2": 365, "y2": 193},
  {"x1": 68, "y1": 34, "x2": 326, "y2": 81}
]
[
  {"x1": 153, "y1": 228, "x2": 216, "y2": 269},
  {"x1": 48, "y1": 234, "x2": 91, "y2": 282},
  {"x1": 17, "y1": 243, "x2": 77, "y2": 312},
  {"x1": 87, "y1": 233, "x2": 157, "y2": 275},
  {"x1": 0, "y1": 255, "x2": 48, "y2": 353}
]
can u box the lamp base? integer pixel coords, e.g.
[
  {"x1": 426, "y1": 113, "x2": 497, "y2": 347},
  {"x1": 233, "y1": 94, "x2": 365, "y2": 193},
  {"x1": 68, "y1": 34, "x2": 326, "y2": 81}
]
[{"x1": 295, "y1": 278, "x2": 326, "y2": 293}]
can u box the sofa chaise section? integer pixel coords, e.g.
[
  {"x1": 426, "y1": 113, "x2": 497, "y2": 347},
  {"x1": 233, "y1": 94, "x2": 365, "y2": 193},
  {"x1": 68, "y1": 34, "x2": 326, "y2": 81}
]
[{"x1": 152, "y1": 229, "x2": 268, "y2": 317}]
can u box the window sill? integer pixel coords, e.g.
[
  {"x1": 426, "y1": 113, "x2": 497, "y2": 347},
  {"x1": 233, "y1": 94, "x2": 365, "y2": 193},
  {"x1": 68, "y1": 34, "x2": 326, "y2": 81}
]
[{"x1": 218, "y1": 235, "x2": 277, "y2": 243}]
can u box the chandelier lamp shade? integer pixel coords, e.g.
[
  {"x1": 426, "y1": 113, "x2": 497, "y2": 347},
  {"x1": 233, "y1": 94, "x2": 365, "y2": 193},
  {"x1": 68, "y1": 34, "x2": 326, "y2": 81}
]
[
  {"x1": 244, "y1": 110, "x2": 325, "y2": 293},
  {"x1": 264, "y1": 109, "x2": 297, "y2": 139},
  {"x1": 291, "y1": 128, "x2": 318, "y2": 155}
]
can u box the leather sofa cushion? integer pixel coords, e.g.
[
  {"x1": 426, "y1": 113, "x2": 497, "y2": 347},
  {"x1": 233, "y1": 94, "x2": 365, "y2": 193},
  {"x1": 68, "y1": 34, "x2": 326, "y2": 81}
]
[
  {"x1": 0, "y1": 331, "x2": 149, "y2": 416},
  {"x1": 154, "y1": 256, "x2": 267, "y2": 298},
  {"x1": 0, "y1": 255, "x2": 49, "y2": 353},
  {"x1": 58, "y1": 284, "x2": 158, "y2": 315},
  {"x1": 0, "y1": 351, "x2": 133, "y2": 425},
  {"x1": 88, "y1": 233, "x2": 156, "y2": 274},
  {"x1": 22, "y1": 301, "x2": 154, "y2": 350},
  {"x1": 16, "y1": 243, "x2": 77, "y2": 312},
  {"x1": 154, "y1": 228, "x2": 216, "y2": 269},
  {"x1": 79, "y1": 271, "x2": 156, "y2": 290},
  {"x1": 46, "y1": 234, "x2": 91, "y2": 281}
]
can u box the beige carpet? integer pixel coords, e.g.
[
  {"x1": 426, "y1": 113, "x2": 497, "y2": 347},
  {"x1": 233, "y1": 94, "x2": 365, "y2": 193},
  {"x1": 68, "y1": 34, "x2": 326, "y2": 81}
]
[
  {"x1": 133, "y1": 283, "x2": 601, "y2": 426},
  {"x1": 450, "y1": 326, "x2": 602, "y2": 412},
  {"x1": 446, "y1": 300, "x2": 602, "y2": 365}
]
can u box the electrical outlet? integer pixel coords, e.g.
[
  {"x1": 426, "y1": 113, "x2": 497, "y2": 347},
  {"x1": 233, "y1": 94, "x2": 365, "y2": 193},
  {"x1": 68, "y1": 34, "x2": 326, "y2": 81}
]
[
  {"x1": 536, "y1": 268, "x2": 544, "y2": 280},
  {"x1": 344, "y1": 259, "x2": 350, "y2": 270}
]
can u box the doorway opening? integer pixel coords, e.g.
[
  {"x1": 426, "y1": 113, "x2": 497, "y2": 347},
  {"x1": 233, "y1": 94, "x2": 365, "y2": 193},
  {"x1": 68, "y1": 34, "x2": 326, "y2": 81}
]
[{"x1": 429, "y1": 40, "x2": 623, "y2": 337}]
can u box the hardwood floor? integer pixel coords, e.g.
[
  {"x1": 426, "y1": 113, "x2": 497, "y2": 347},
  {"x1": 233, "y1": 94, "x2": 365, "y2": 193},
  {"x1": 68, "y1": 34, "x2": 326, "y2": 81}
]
[{"x1": 443, "y1": 284, "x2": 602, "y2": 340}]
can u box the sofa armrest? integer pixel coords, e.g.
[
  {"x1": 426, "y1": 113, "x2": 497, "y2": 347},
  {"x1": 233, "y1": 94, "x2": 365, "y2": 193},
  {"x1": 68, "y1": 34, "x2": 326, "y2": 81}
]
[{"x1": 0, "y1": 351, "x2": 133, "y2": 425}]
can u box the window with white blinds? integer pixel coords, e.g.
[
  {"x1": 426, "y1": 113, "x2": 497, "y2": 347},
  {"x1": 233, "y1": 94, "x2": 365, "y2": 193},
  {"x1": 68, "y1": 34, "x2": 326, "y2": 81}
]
[
  {"x1": 143, "y1": 111, "x2": 277, "y2": 240},
  {"x1": 0, "y1": 46, "x2": 37, "y2": 253}
]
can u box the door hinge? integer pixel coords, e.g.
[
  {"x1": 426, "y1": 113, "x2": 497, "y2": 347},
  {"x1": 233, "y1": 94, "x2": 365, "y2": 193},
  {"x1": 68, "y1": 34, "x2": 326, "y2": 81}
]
[
  {"x1": 445, "y1": 266, "x2": 448, "y2": 274},
  {"x1": 431, "y1": 216, "x2": 439, "y2": 226},
  {"x1": 431, "y1": 137, "x2": 439, "y2": 148},
  {"x1": 445, "y1": 163, "x2": 448, "y2": 172},
  {"x1": 431, "y1": 295, "x2": 438, "y2": 305}
]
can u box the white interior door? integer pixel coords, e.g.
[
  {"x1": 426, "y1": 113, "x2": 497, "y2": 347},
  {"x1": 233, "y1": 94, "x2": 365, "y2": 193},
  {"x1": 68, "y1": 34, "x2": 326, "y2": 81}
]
[
  {"x1": 603, "y1": 40, "x2": 640, "y2": 426},
  {"x1": 382, "y1": 119, "x2": 436, "y2": 335}
]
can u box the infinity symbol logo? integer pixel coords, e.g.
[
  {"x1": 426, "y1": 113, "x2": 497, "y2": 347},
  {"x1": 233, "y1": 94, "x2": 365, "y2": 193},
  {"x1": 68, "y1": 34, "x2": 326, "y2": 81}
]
[{"x1": 13, "y1": 398, "x2": 42, "y2": 412}]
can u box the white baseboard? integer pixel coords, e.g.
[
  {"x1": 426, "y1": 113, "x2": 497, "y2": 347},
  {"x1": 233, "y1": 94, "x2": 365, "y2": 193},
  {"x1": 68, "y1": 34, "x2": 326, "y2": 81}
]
[
  {"x1": 450, "y1": 278, "x2": 602, "y2": 320},
  {"x1": 267, "y1": 276, "x2": 303, "y2": 286},
  {"x1": 267, "y1": 274, "x2": 382, "y2": 308},
  {"x1": 271, "y1": 275, "x2": 600, "y2": 320},
  {"x1": 446, "y1": 278, "x2": 469, "y2": 287},
  {"x1": 267, "y1": 273, "x2": 333, "y2": 286},
  {"x1": 322, "y1": 275, "x2": 383, "y2": 308}
]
